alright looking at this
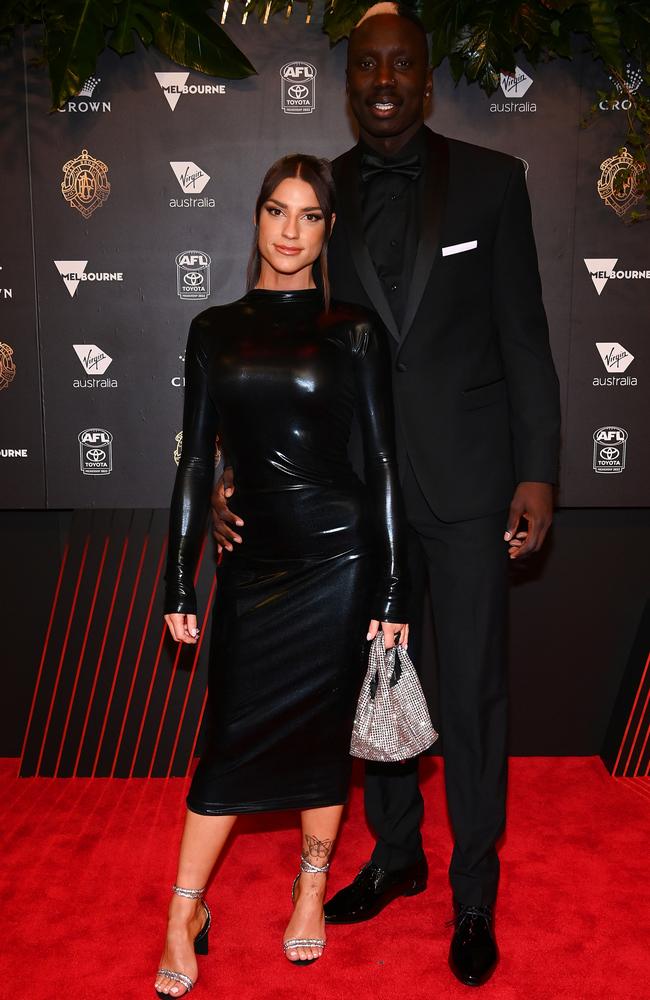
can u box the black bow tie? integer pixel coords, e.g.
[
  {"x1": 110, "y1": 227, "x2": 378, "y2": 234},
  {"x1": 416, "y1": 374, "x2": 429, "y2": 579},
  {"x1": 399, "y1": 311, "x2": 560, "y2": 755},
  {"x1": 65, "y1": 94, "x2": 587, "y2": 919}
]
[{"x1": 360, "y1": 151, "x2": 422, "y2": 183}]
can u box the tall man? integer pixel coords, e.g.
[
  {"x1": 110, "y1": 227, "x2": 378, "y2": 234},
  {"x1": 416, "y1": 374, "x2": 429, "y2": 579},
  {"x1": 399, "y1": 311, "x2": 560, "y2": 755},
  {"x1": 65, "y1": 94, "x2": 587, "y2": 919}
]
[{"x1": 213, "y1": 4, "x2": 560, "y2": 987}]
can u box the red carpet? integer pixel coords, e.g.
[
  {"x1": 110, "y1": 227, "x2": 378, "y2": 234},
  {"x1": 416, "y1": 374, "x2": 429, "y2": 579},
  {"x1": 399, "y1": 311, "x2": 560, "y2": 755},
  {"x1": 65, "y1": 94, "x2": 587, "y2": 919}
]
[{"x1": 2, "y1": 757, "x2": 648, "y2": 1000}]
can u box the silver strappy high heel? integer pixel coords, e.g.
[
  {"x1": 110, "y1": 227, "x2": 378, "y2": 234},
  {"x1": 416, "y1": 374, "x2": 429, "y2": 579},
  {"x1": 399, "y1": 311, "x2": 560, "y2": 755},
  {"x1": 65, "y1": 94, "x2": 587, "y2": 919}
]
[
  {"x1": 155, "y1": 884, "x2": 211, "y2": 997},
  {"x1": 283, "y1": 857, "x2": 329, "y2": 967}
]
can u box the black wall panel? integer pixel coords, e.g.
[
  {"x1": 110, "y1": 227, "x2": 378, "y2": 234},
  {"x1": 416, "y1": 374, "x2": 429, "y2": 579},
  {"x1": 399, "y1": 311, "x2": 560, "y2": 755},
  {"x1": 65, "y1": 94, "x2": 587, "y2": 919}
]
[{"x1": 1, "y1": 14, "x2": 648, "y2": 508}]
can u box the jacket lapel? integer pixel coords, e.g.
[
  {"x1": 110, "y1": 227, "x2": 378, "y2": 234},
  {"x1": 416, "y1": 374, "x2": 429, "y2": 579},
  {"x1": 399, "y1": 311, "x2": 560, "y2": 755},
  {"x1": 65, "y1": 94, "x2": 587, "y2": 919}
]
[
  {"x1": 335, "y1": 146, "x2": 400, "y2": 343},
  {"x1": 399, "y1": 130, "x2": 449, "y2": 345}
]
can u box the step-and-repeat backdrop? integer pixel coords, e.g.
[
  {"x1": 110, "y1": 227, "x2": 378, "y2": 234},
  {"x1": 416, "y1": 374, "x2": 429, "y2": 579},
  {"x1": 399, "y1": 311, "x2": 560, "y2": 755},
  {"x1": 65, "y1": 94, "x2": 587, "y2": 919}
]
[{"x1": 1, "y1": 14, "x2": 648, "y2": 508}]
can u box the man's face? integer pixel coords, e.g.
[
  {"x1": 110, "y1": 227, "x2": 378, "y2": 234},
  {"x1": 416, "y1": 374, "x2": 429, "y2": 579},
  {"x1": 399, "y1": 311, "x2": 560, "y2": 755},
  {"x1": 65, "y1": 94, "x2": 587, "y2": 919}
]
[{"x1": 346, "y1": 14, "x2": 431, "y2": 146}]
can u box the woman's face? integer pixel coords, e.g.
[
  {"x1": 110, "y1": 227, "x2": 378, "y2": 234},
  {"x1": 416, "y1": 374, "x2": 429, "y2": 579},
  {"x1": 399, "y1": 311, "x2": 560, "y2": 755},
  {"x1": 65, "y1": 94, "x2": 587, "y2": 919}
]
[{"x1": 257, "y1": 176, "x2": 328, "y2": 281}]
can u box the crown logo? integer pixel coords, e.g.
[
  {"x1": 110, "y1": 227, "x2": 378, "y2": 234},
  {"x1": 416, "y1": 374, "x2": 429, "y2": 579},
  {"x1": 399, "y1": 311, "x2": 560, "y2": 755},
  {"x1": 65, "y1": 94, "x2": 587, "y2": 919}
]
[
  {"x1": 610, "y1": 64, "x2": 643, "y2": 97},
  {"x1": 78, "y1": 76, "x2": 101, "y2": 97}
]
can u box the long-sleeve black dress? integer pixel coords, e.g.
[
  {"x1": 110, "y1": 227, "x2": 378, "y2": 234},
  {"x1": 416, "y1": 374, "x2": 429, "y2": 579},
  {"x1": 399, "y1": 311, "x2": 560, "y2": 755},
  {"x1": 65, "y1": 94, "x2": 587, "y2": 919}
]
[{"x1": 165, "y1": 288, "x2": 409, "y2": 815}]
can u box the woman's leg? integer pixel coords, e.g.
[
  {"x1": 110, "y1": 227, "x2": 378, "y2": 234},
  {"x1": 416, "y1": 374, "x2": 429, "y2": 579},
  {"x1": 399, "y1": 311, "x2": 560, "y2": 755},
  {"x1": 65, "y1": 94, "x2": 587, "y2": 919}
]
[
  {"x1": 283, "y1": 804, "x2": 344, "y2": 963},
  {"x1": 155, "y1": 810, "x2": 237, "y2": 996}
]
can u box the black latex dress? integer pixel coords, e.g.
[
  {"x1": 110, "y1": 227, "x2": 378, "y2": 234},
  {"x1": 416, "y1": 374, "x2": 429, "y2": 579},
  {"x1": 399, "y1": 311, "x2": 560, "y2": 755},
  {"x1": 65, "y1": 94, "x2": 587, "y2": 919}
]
[{"x1": 165, "y1": 288, "x2": 409, "y2": 814}]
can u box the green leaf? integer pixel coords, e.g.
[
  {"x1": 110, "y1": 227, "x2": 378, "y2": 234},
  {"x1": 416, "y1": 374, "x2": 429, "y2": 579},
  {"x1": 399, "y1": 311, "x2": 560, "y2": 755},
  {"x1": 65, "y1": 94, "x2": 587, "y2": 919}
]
[
  {"x1": 617, "y1": 2, "x2": 650, "y2": 68},
  {"x1": 0, "y1": 0, "x2": 44, "y2": 36},
  {"x1": 426, "y1": 0, "x2": 473, "y2": 68},
  {"x1": 587, "y1": 0, "x2": 622, "y2": 71},
  {"x1": 109, "y1": 0, "x2": 166, "y2": 54},
  {"x1": 322, "y1": 0, "x2": 367, "y2": 46},
  {"x1": 448, "y1": 50, "x2": 465, "y2": 83},
  {"x1": 511, "y1": 1, "x2": 553, "y2": 53},
  {"x1": 45, "y1": 0, "x2": 118, "y2": 109},
  {"x1": 153, "y1": 0, "x2": 256, "y2": 78},
  {"x1": 452, "y1": 3, "x2": 520, "y2": 94}
]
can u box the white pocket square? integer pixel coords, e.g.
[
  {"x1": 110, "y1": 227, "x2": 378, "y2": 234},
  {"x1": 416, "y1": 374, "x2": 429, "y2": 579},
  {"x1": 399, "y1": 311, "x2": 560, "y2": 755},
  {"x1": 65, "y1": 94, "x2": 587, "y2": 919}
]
[{"x1": 441, "y1": 240, "x2": 478, "y2": 257}]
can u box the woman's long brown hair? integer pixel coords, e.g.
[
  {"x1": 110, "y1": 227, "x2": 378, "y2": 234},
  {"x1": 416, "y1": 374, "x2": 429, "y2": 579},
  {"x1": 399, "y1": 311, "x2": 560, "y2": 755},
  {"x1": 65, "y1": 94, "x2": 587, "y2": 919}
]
[{"x1": 247, "y1": 153, "x2": 335, "y2": 311}]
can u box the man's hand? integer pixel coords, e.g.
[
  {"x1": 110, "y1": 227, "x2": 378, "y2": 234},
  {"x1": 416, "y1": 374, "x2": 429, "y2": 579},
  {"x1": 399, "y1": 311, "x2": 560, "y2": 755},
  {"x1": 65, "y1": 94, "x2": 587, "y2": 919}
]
[
  {"x1": 210, "y1": 466, "x2": 244, "y2": 554},
  {"x1": 504, "y1": 482, "x2": 553, "y2": 560}
]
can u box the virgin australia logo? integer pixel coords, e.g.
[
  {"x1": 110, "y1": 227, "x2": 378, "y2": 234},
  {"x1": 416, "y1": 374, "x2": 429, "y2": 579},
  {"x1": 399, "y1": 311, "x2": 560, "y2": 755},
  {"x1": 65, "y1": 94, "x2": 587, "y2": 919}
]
[
  {"x1": 596, "y1": 342, "x2": 634, "y2": 373},
  {"x1": 490, "y1": 67, "x2": 535, "y2": 112},
  {"x1": 500, "y1": 67, "x2": 533, "y2": 98},
  {"x1": 593, "y1": 342, "x2": 637, "y2": 387},
  {"x1": 170, "y1": 161, "x2": 210, "y2": 193},
  {"x1": 73, "y1": 344, "x2": 112, "y2": 375},
  {"x1": 169, "y1": 162, "x2": 215, "y2": 208}
]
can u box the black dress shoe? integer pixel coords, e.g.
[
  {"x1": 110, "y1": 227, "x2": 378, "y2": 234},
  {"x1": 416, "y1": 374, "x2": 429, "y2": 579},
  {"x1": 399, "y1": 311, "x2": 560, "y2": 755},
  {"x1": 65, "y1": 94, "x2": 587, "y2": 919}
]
[
  {"x1": 448, "y1": 901, "x2": 498, "y2": 987},
  {"x1": 323, "y1": 858, "x2": 428, "y2": 924}
]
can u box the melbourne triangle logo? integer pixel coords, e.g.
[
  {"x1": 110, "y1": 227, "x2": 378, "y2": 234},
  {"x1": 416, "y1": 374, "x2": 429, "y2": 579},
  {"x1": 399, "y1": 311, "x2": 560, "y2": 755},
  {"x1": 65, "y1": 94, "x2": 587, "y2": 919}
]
[
  {"x1": 155, "y1": 72, "x2": 189, "y2": 110},
  {"x1": 54, "y1": 260, "x2": 88, "y2": 297},
  {"x1": 584, "y1": 258, "x2": 618, "y2": 295}
]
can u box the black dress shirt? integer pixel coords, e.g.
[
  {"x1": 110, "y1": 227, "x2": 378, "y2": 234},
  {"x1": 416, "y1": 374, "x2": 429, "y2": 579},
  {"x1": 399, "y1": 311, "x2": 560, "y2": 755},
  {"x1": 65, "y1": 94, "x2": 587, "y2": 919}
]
[{"x1": 359, "y1": 126, "x2": 427, "y2": 329}]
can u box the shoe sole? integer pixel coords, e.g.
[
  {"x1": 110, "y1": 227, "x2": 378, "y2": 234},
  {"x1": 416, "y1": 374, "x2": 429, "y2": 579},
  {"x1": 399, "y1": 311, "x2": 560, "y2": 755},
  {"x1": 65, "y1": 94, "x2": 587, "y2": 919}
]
[
  {"x1": 324, "y1": 880, "x2": 427, "y2": 924},
  {"x1": 450, "y1": 971, "x2": 496, "y2": 988},
  {"x1": 449, "y1": 955, "x2": 498, "y2": 987}
]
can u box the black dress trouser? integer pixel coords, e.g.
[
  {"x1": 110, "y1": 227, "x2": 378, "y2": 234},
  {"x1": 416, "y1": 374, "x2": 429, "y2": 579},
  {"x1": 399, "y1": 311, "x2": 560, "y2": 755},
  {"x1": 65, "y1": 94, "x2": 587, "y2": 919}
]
[{"x1": 366, "y1": 461, "x2": 509, "y2": 906}]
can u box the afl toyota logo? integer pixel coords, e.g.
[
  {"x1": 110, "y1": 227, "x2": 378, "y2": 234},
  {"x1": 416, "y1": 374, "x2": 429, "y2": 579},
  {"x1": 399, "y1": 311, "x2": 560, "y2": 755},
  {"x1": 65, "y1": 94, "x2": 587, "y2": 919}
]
[
  {"x1": 281, "y1": 61, "x2": 317, "y2": 114},
  {"x1": 593, "y1": 426, "x2": 627, "y2": 474},
  {"x1": 176, "y1": 250, "x2": 211, "y2": 300},
  {"x1": 79, "y1": 428, "x2": 113, "y2": 475}
]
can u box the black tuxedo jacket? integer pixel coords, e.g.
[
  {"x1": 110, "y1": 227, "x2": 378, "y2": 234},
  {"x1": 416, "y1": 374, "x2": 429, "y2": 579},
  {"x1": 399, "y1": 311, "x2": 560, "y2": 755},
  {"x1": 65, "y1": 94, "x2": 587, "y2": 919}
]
[{"x1": 329, "y1": 127, "x2": 561, "y2": 523}]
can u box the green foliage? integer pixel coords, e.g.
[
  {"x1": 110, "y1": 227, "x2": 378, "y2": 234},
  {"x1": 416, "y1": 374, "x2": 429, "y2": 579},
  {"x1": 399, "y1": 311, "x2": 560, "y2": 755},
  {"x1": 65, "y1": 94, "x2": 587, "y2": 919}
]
[
  {"x1": 1, "y1": 0, "x2": 648, "y2": 217},
  {"x1": 46, "y1": 1, "x2": 119, "y2": 108},
  {"x1": 2, "y1": 1, "x2": 255, "y2": 111},
  {"x1": 152, "y1": 1, "x2": 256, "y2": 78},
  {"x1": 323, "y1": 0, "x2": 367, "y2": 44},
  {"x1": 109, "y1": 0, "x2": 166, "y2": 54}
]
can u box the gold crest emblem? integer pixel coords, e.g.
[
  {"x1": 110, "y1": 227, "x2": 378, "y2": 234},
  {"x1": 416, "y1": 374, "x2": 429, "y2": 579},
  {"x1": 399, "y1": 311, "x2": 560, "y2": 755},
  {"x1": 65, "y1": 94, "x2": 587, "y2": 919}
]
[
  {"x1": 597, "y1": 147, "x2": 645, "y2": 218},
  {"x1": 0, "y1": 342, "x2": 16, "y2": 391},
  {"x1": 174, "y1": 431, "x2": 183, "y2": 466},
  {"x1": 61, "y1": 149, "x2": 111, "y2": 218}
]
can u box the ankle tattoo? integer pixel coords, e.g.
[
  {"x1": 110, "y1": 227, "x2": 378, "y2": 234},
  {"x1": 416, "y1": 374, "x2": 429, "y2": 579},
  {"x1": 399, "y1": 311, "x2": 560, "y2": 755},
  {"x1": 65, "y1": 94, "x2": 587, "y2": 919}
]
[{"x1": 303, "y1": 834, "x2": 333, "y2": 864}]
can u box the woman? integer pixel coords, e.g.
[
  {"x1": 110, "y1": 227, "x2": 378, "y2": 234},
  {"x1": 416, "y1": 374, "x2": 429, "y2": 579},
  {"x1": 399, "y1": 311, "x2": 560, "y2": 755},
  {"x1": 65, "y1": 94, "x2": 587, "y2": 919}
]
[{"x1": 156, "y1": 154, "x2": 409, "y2": 997}]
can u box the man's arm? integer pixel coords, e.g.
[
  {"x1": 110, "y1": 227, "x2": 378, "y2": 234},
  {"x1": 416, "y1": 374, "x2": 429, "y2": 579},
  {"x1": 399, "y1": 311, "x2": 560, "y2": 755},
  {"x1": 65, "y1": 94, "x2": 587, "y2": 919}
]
[{"x1": 491, "y1": 159, "x2": 561, "y2": 558}]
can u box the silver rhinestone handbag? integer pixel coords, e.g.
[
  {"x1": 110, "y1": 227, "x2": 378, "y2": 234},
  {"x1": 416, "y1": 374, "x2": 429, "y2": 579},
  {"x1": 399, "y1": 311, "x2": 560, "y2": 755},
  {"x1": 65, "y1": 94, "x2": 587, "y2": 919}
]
[{"x1": 350, "y1": 632, "x2": 438, "y2": 762}]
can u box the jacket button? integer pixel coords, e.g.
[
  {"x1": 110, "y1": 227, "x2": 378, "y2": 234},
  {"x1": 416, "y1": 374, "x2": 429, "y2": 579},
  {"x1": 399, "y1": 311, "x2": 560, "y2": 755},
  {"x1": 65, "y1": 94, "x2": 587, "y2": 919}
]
[{"x1": 396, "y1": 362, "x2": 408, "y2": 372}]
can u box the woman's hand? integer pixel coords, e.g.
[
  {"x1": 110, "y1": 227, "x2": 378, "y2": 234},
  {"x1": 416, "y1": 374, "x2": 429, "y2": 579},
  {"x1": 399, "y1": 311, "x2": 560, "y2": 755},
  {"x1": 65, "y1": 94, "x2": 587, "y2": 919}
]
[
  {"x1": 164, "y1": 613, "x2": 201, "y2": 644},
  {"x1": 367, "y1": 620, "x2": 409, "y2": 649}
]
